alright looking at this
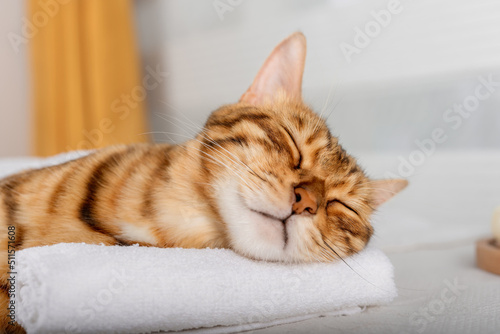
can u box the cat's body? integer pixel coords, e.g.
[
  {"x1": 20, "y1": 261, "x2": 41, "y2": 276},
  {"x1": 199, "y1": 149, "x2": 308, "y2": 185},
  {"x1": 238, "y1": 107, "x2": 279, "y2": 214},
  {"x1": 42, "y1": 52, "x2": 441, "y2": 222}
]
[{"x1": 1, "y1": 33, "x2": 407, "y2": 333}]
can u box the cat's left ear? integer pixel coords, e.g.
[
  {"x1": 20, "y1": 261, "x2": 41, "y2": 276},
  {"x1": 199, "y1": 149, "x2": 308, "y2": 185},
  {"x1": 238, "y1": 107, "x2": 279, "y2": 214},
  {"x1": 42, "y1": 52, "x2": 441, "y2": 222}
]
[
  {"x1": 240, "y1": 32, "x2": 306, "y2": 105},
  {"x1": 369, "y1": 179, "x2": 408, "y2": 208}
]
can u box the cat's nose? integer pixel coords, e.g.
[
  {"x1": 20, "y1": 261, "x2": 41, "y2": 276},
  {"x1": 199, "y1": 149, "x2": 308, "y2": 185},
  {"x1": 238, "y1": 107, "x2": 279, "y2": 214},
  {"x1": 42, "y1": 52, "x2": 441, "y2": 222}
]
[{"x1": 293, "y1": 187, "x2": 318, "y2": 215}]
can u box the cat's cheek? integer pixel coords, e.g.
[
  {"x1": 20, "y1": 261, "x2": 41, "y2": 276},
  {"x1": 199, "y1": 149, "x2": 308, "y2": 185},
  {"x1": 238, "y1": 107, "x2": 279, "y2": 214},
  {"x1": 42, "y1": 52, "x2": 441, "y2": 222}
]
[
  {"x1": 215, "y1": 179, "x2": 287, "y2": 261},
  {"x1": 227, "y1": 214, "x2": 286, "y2": 261},
  {"x1": 238, "y1": 177, "x2": 294, "y2": 221}
]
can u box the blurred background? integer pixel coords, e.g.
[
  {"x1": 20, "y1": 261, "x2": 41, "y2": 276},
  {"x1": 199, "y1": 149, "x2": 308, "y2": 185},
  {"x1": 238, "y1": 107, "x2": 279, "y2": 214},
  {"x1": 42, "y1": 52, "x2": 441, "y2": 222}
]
[{"x1": 1, "y1": 0, "x2": 499, "y2": 158}]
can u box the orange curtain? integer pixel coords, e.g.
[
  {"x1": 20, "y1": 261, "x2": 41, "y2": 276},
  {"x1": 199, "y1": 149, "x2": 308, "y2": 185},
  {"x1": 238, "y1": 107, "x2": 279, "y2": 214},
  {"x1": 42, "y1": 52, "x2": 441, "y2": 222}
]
[{"x1": 29, "y1": 0, "x2": 149, "y2": 156}]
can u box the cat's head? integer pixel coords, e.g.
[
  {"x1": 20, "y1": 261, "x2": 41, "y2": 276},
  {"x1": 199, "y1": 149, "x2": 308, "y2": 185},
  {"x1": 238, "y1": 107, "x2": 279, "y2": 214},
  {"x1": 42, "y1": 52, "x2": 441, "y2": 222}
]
[{"x1": 200, "y1": 32, "x2": 407, "y2": 263}]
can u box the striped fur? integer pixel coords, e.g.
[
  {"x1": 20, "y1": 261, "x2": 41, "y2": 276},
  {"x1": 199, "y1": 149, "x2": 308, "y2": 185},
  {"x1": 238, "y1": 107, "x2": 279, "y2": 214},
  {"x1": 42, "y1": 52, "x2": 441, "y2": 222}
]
[{"x1": 0, "y1": 32, "x2": 407, "y2": 332}]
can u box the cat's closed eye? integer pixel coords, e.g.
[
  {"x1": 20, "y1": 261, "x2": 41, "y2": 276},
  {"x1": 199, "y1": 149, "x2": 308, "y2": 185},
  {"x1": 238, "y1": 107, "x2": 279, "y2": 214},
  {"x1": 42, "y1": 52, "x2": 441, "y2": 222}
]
[
  {"x1": 282, "y1": 127, "x2": 302, "y2": 169},
  {"x1": 327, "y1": 199, "x2": 359, "y2": 216}
]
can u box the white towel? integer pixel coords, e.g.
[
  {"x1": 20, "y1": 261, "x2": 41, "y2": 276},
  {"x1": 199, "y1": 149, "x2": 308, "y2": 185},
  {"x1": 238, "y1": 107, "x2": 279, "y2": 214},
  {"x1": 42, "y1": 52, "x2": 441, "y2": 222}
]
[{"x1": 14, "y1": 243, "x2": 396, "y2": 334}]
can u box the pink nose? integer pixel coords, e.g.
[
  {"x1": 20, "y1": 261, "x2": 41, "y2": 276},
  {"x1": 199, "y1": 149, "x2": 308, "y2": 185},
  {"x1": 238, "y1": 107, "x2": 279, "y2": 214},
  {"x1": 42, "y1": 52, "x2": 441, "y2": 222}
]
[{"x1": 292, "y1": 188, "x2": 318, "y2": 214}]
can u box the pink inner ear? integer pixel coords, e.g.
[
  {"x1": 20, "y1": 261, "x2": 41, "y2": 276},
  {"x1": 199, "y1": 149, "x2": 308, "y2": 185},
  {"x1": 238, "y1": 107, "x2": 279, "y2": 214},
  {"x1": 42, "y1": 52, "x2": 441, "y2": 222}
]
[
  {"x1": 370, "y1": 179, "x2": 409, "y2": 208},
  {"x1": 240, "y1": 32, "x2": 307, "y2": 106}
]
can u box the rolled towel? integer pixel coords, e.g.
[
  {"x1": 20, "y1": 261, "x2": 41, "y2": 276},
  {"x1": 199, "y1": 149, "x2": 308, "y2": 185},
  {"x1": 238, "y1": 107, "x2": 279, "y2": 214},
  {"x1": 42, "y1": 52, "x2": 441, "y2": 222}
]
[{"x1": 14, "y1": 243, "x2": 396, "y2": 333}]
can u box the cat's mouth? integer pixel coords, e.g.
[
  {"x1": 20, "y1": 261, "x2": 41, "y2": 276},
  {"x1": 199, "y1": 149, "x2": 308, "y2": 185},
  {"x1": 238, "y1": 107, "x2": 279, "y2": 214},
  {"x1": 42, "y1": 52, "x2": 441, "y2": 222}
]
[
  {"x1": 249, "y1": 208, "x2": 291, "y2": 223},
  {"x1": 235, "y1": 191, "x2": 292, "y2": 248},
  {"x1": 249, "y1": 208, "x2": 292, "y2": 247}
]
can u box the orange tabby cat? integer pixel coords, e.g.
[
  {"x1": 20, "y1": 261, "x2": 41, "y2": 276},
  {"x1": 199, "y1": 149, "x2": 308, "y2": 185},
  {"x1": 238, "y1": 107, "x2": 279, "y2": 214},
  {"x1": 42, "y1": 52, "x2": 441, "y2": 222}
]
[{"x1": 0, "y1": 32, "x2": 407, "y2": 333}]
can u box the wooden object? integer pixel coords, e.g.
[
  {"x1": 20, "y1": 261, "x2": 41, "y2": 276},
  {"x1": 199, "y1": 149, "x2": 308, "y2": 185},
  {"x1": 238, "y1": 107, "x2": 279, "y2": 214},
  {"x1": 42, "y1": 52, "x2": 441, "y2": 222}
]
[{"x1": 476, "y1": 238, "x2": 500, "y2": 275}]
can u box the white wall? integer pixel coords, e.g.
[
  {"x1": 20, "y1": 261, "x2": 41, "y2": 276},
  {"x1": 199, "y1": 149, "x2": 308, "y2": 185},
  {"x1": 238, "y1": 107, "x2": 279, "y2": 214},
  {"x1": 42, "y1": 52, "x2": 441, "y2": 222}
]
[
  {"x1": 135, "y1": 0, "x2": 500, "y2": 154},
  {"x1": 0, "y1": 0, "x2": 30, "y2": 157}
]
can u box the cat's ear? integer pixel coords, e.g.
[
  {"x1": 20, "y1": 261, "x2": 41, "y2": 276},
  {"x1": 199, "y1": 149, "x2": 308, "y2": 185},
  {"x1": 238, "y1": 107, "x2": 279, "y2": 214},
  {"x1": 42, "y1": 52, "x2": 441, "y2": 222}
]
[
  {"x1": 240, "y1": 32, "x2": 306, "y2": 105},
  {"x1": 369, "y1": 179, "x2": 408, "y2": 208}
]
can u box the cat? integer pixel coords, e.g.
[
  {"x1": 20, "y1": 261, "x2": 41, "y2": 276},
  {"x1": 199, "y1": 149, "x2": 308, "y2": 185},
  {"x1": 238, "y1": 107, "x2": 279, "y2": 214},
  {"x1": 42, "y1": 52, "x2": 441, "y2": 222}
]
[{"x1": 0, "y1": 32, "x2": 407, "y2": 333}]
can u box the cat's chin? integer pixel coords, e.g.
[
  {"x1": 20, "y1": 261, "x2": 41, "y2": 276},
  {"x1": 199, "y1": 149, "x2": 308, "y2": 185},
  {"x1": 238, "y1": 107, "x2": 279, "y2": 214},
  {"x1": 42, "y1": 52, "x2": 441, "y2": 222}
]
[
  {"x1": 227, "y1": 210, "x2": 317, "y2": 263},
  {"x1": 230, "y1": 204, "x2": 290, "y2": 262}
]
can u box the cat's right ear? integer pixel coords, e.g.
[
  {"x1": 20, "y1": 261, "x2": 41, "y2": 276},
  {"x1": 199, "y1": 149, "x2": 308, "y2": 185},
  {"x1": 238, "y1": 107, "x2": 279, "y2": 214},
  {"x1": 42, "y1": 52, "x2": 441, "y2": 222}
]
[{"x1": 240, "y1": 32, "x2": 307, "y2": 106}]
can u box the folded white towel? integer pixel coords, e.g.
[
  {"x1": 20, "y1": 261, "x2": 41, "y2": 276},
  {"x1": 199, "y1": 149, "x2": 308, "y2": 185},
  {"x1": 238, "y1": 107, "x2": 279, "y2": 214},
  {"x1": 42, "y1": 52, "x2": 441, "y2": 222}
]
[{"x1": 14, "y1": 243, "x2": 396, "y2": 333}]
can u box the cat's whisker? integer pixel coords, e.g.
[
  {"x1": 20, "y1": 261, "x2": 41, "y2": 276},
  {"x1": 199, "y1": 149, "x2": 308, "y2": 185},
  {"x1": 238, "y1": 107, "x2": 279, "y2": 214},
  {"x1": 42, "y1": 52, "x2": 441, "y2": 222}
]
[
  {"x1": 311, "y1": 80, "x2": 344, "y2": 134},
  {"x1": 322, "y1": 238, "x2": 388, "y2": 293},
  {"x1": 194, "y1": 134, "x2": 267, "y2": 186},
  {"x1": 197, "y1": 151, "x2": 262, "y2": 194},
  {"x1": 322, "y1": 238, "x2": 352, "y2": 265},
  {"x1": 198, "y1": 131, "x2": 267, "y2": 182},
  {"x1": 172, "y1": 117, "x2": 268, "y2": 183},
  {"x1": 137, "y1": 130, "x2": 177, "y2": 137},
  {"x1": 154, "y1": 113, "x2": 248, "y2": 180},
  {"x1": 324, "y1": 95, "x2": 345, "y2": 123},
  {"x1": 308, "y1": 243, "x2": 329, "y2": 262},
  {"x1": 319, "y1": 82, "x2": 337, "y2": 118},
  {"x1": 157, "y1": 102, "x2": 264, "y2": 181},
  {"x1": 196, "y1": 151, "x2": 254, "y2": 190},
  {"x1": 149, "y1": 131, "x2": 251, "y2": 192},
  {"x1": 161, "y1": 114, "x2": 266, "y2": 184},
  {"x1": 317, "y1": 241, "x2": 335, "y2": 262},
  {"x1": 196, "y1": 147, "x2": 265, "y2": 193},
  {"x1": 155, "y1": 108, "x2": 199, "y2": 138},
  {"x1": 322, "y1": 80, "x2": 346, "y2": 124},
  {"x1": 316, "y1": 79, "x2": 341, "y2": 121},
  {"x1": 312, "y1": 248, "x2": 328, "y2": 263},
  {"x1": 156, "y1": 113, "x2": 199, "y2": 139},
  {"x1": 141, "y1": 127, "x2": 188, "y2": 144},
  {"x1": 140, "y1": 128, "x2": 264, "y2": 193}
]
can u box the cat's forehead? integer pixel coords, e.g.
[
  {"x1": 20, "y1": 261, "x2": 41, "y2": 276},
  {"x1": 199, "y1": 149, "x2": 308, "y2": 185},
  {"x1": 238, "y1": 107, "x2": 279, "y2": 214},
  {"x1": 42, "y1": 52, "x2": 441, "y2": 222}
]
[
  {"x1": 300, "y1": 132, "x2": 367, "y2": 185},
  {"x1": 316, "y1": 148, "x2": 363, "y2": 179},
  {"x1": 206, "y1": 100, "x2": 364, "y2": 177}
]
